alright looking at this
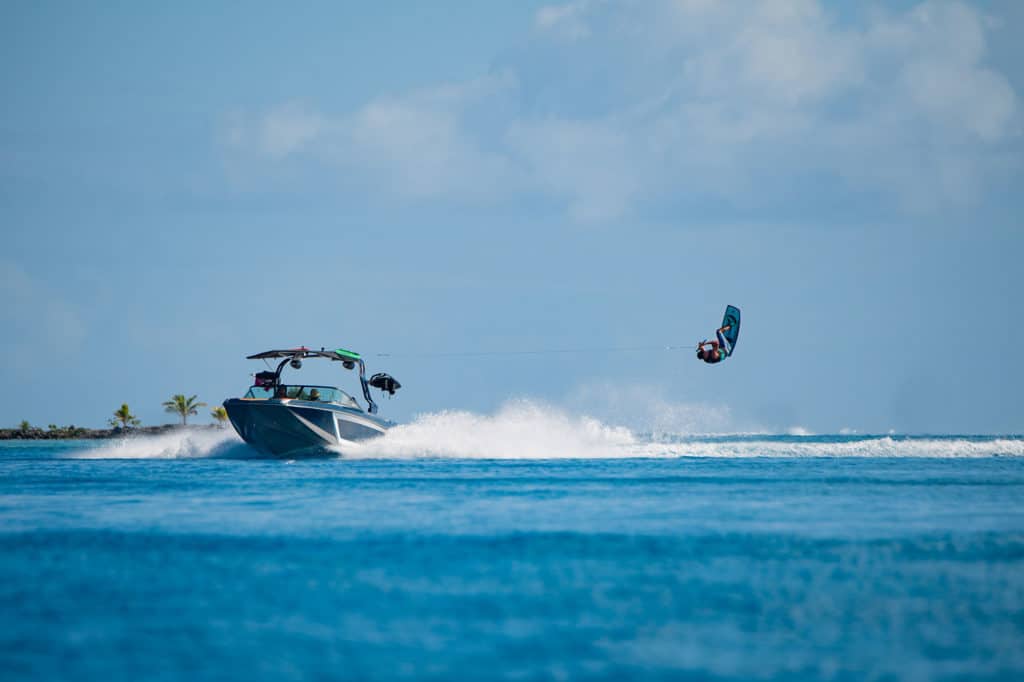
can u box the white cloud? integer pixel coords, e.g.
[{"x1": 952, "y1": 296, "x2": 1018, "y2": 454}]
[
  {"x1": 863, "y1": 2, "x2": 1017, "y2": 142},
  {"x1": 224, "y1": 75, "x2": 519, "y2": 201},
  {"x1": 223, "y1": 103, "x2": 326, "y2": 158},
  {"x1": 222, "y1": 0, "x2": 1020, "y2": 220},
  {"x1": 258, "y1": 105, "x2": 326, "y2": 158},
  {"x1": 506, "y1": 118, "x2": 643, "y2": 221},
  {"x1": 668, "y1": 1, "x2": 862, "y2": 105},
  {"x1": 535, "y1": 1, "x2": 593, "y2": 40},
  {"x1": 339, "y1": 75, "x2": 520, "y2": 200}
]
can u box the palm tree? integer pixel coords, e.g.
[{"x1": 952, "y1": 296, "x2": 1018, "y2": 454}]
[
  {"x1": 210, "y1": 406, "x2": 229, "y2": 427},
  {"x1": 108, "y1": 403, "x2": 141, "y2": 430},
  {"x1": 162, "y1": 394, "x2": 206, "y2": 426}
]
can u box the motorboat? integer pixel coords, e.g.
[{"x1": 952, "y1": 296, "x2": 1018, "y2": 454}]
[{"x1": 223, "y1": 347, "x2": 401, "y2": 456}]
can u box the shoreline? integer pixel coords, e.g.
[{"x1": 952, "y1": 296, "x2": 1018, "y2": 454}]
[{"x1": 0, "y1": 424, "x2": 226, "y2": 440}]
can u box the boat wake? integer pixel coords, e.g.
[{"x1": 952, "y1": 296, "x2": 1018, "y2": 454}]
[
  {"x1": 70, "y1": 401, "x2": 1023, "y2": 460},
  {"x1": 645, "y1": 435, "x2": 1024, "y2": 459},
  {"x1": 342, "y1": 400, "x2": 1024, "y2": 460},
  {"x1": 343, "y1": 400, "x2": 636, "y2": 460},
  {"x1": 75, "y1": 428, "x2": 251, "y2": 459}
]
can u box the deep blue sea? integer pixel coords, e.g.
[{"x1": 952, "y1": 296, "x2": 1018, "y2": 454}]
[{"x1": 2, "y1": 429, "x2": 1023, "y2": 681}]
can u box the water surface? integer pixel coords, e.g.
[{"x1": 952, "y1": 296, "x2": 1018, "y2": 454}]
[{"x1": 1, "y1": 435, "x2": 1022, "y2": 681}]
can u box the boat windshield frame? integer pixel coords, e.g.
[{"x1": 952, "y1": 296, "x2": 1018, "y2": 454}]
[{"x1": 243, "y1": 384, "x2": 361, "y2": 409}]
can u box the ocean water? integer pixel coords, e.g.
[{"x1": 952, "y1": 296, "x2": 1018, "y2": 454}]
[{"x1": 1, "y1": 419, "x2": 1023, "y2": 681}]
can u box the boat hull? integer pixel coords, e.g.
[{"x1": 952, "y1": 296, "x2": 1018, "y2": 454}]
[{"x1": 223, "y1": 398, "x2": 390, "y2": 456}]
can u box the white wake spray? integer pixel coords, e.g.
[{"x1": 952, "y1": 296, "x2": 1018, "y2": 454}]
[
  {"x1": 69, "y1": 399, "x2": 1024, "y2": 460},
  {"x1": 342, "y1": 399, "x2": 637, "y2": 459},
  {"x1": 341, "y1": 400, "x2": 1024, "y2": 459},
  {"x1": 76, "y1": 428, "x2": 247, "y2": 459},
  {"x1": 660, "y1": 436, "x2": 1024, "y2": 459}
]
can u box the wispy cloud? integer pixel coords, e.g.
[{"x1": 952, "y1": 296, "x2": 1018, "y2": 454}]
[
  {"x1": 222, "y1": 0, "x2": 1020, "y2": 220},
  {"x1": 534, "y1": 1, "x2": 593, "y2": 40},
  {"x1": 339, "y1": 75, "x2": 521, "y2": 200},
  {"x1": 0, "y1": 261, "x2": 86, "y2": 356},
  {"x1": 223, "y1": 75, "x2": 519, "y2": 201}
]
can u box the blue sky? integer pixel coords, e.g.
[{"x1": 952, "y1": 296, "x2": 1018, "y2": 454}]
[{"x1": 2, "y1": 0, "x2": 1021, "y2": 434}]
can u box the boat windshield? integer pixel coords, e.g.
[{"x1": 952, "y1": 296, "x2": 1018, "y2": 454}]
[{"x1": 243, "y1": 385, "x2": 360, "y2": 409}]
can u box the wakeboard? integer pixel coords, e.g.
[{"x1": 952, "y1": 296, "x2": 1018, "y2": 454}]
[{"x1": 721, "y1": 305, "x2": 741, "y2": 353}]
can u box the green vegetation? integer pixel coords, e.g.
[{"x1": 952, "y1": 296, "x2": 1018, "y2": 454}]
[
  {"x1": 45, "y1": 425, "x2": 89, "y2": 438},
  {"x1": 108, "y1": 403, "x2": 141, "y2": 430},
  {"x1": 3, "y1": 413, "x2": 223, "y2": 440},
  {"x1": 162, "y1": 394, "x2": 207, "y2": 425},
  {"x1": 2, "y1": 423, "x2": 89, "y2": 438},
  {"x1": 4, "y1": 392, "x2": 231, "y2": 440},
  {"x1": 211, "y1": 406, "x2": 229, "y2": 427}
]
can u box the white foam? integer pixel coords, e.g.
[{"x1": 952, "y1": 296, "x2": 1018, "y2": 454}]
[
  {"x1": 644, "y1": 436, "x2": 1024, "y2": 459},
  {"x1": 342, "y1": 399, "x2": 637, "y2": 459},
  {"x1": 341, "y1": 400, "x2": 1024, "y2": 460},
  {"x1": 76, "y1": 428, "x2": 245, "y2": 459},
  {"x1": 69, "y1": 402, "x2": 1024, "y2": 460}
]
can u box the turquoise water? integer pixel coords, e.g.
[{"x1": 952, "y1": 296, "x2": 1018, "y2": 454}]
[{"x1": 1, "y1": 433, "x2": 1023, "y2": 681}]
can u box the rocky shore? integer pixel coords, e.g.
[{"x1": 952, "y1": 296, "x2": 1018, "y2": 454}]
[{"x1": 0, "y1": 424, "x2": 225, "y2": 440}]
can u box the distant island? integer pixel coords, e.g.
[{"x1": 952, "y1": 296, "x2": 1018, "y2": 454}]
[
  {"x1": 0, "y1": 424, "x2": 224, "y2": 440},
  {"x1": 2, "y1": 395, "x2": 230, "y2": 440}
]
